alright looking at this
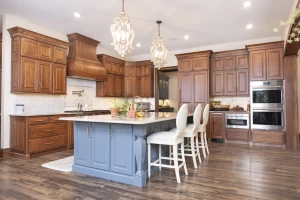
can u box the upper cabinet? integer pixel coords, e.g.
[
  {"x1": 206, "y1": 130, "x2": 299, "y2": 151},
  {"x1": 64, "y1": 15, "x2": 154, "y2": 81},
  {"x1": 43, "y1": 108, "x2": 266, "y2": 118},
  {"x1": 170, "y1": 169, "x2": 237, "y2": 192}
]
[
  {"x1": 211, "y1": 49, "x2": 249, "y2": 97},
  {"x1": 246, "y1": 41, "x2": 284, "y2": 81},
  {"x1": 8, "y1": 27, "x2": 69, "y2": 94},
  {"x1": 178, "y1": 59, "x2": 192, "y2": 72}
]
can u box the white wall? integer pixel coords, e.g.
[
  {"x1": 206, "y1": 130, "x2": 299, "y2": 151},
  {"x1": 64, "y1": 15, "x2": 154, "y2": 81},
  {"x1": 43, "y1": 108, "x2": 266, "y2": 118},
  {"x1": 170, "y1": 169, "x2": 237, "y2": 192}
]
[{"x1": 127, "y1": 36, "x2": 282, "y2": 66}]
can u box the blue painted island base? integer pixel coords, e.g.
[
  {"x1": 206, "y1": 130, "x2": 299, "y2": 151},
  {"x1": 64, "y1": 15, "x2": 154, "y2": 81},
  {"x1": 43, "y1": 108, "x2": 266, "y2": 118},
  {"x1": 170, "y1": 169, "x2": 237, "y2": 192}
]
[{"x1": 72, "y1": 117, "x2": 192, "y2": 187}]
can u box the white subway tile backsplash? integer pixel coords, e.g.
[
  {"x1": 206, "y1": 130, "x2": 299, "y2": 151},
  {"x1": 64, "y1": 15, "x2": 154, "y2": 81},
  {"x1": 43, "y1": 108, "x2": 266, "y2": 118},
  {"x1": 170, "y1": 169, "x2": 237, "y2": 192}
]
[{"x1": 211, "y1": 97, "x2": 250, "y2": 109}]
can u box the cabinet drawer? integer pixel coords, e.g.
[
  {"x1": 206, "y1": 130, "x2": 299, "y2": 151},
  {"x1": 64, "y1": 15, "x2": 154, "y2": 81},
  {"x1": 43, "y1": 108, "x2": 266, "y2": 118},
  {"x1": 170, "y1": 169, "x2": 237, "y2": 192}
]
[
  {"x1": 49, "y1": 115, "x2": 65, "y2": 123},
  {"x1": 251, "y1": 130, "x2": 285, "y2": 144},
  {"x1": 28, "y1": 117, "x2": 49, "y2": 125},
  {"x1": 29, "y1": 123, "x2": 66, "y2": 139},
  {"x1": 29, "y1": 135, "x2": 66, "y2": 153},
  {"x1": 225, "y1": 129, "x2": 249, "y2": 141}
]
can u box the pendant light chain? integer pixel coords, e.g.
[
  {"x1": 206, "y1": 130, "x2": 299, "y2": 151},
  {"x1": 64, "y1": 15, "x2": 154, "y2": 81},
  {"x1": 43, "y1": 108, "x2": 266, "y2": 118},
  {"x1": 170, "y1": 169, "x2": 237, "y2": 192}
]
[
  {"x1": 122, "y1": 0, "x2": 124, "y2": 12},
  {"x1": 158, "y1": 23, "x2": 160, "y2": 37}
]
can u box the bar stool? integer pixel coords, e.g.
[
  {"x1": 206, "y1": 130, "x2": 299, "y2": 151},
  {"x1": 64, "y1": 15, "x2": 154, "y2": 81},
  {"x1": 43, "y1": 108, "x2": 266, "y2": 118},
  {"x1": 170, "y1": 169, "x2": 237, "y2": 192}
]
[
  {"x1": 169, "y1": 104, "x2": 202, "y2": 168},
  {"x1": 147, "y1": 104, "x2": 188, "y2": 184},
  {"x1": 198, "y1": 104, "x2": 210, "y2": 158}
]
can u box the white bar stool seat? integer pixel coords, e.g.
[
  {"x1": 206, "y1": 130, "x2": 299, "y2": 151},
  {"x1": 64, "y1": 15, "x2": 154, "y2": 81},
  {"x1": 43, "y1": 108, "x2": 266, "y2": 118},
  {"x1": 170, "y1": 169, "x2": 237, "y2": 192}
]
[{"x1": 147, "y1": 104, "x2": 189, "y2": 184}]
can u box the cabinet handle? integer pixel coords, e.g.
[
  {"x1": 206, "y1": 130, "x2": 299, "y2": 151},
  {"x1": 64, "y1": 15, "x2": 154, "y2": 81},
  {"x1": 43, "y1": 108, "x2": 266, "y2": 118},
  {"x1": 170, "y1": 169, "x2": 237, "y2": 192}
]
[
  {"x1": 110, "y1": 128, "x2": 113, "y2": 140},
  {"x1": 267, "y1": 71, "x2": 269, "y2": 77},
  {"x1": 45, "y1": 129, "x2": 54, "y2": 132},
  {"x1": 45, "y1": 142, "x2": 54, "y2": 145},
  {"x1": 86, "y1": 127, "x2": 89, "y2": 137},
  {"x1": 35, "y1": 120, "x2": 44, "y2": 122},
  {"x1": 90, "y1": 127, "x2": 93, "y2": 138}
]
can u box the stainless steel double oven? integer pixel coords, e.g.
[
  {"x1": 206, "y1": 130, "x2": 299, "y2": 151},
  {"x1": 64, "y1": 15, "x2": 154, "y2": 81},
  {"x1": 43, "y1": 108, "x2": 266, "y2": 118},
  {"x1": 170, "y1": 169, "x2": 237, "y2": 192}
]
[{"x1": 250, "y1": 80, "x2": 285, "y2": 131}]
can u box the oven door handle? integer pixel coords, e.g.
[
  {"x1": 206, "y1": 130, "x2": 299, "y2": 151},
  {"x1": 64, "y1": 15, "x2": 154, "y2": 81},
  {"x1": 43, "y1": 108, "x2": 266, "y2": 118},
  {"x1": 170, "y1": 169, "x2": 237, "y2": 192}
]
[{"x1": 252, "y1": 108, "x2": 283, "y2": 112}]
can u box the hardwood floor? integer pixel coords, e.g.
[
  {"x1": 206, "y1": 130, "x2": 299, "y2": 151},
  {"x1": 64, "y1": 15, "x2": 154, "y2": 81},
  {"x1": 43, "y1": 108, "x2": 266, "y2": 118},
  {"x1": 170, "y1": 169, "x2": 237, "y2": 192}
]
[{"x1": 1, "y1": 142, "x2": 300, "y2": 200}]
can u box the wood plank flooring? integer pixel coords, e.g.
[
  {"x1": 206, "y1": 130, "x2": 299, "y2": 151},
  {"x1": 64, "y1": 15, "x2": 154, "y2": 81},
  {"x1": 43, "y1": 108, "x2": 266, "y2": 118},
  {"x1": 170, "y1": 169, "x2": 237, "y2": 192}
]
[{"x1": 1, "y1": 142, "x2": 300, "y2": 200}]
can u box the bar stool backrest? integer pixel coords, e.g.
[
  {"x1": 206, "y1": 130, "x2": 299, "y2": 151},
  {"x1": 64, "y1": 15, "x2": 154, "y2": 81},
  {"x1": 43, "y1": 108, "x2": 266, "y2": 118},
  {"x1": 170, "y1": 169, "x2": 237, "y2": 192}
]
[
  {"x1": 202, "y1": 104, "x2": 210, "y2": 126},
  {"x1": 192, "y1": 104, "x2": 202, "y2": 133},
  {"x1": 174, "y1": 104, "x2": 188, "y2": 139}
]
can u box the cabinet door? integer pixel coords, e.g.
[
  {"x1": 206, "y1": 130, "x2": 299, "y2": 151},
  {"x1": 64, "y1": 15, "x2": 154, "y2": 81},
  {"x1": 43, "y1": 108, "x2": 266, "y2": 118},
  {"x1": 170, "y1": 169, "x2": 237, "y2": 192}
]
[
  {"x1": 159, "y1": 79, "x2": 164, "y2": 99},
  {"x1": 194, "y1": 71, "x2": 208, "y2": 104},
  {"x1": 224, "y1": 70, "x2": 236, "y2": 96},
  {"x1": 125, "y1": 64, "x2": 136, "y2": 76},
  {"x1": 193, "y1": 57, "x2": 209, "y2": 70},
  {"x1": 178, "y1": 59, "x2": 192, "y2": 72},
  {"x1": 143, "y1": 76, "x2": 152, "y2": 97},
  {"x1": 136, "y1": 65, "x2": 144, "y2": 77},
  {"x1": 237, "y1": 69, "x2": 249, "y2": 95},
  {"x1": 212, "y1": 57, "x2": 224, "y2": 71},
  {"x1": 210, "y1": 113, "x2": 225, "y2": 139},
  {"x1": 112, "y1": 63, "x2": 120, "y2": 75},
  {"x1": 74, "y1": 122, "x2": 91, "y2": 167},
  {"x1": 20, "y1": 57, "x2": 39, "y2": 92},
  {"x1": 91, "y1": 123, "x2": 110, "y2": 171},
  {"x1": 119, "y1": 65, "x2": 125, "y2": 76},
  {"x1": 119, "y1": 76, "x2": 125, "y2": 97},
  {"x1": 38, "y1": 61, "x2": 53, "y2": 93},
  {"x1": 224, "y1": 56, "x2": 236, "y2": 70},
  {"x1": 53, "y1": 64, "x2": 66, "y2": 94},
  {"x1": 21, "y1": 38, "x2": 38, "y2": 58},
  {"x1": 135, "y1": 77, "x2": 142, "y2": 97},
  {"x1": 96, "y1": 75, "x2": 111, "y2": 97},
  {"x1": 212, "y1": 71, "x2": 224, "y2": 96},
  {"x1": 236, "y1": 55, "x2": 248, "y2": 69},
  {"x1": 178, "y1": 73, "x2": 193, "y2": 103},
  {"x1": 103, "y1": 60, "x2": 112, "y2": 74},
  {"x1": 266, "y1": 48, "x2": 283, "y2": 80},
  {"x1": 143, "y1": 65, "x2": 151, "y2": 76},
  {"x1": 53, "y1": 46, "x2": 67, "y2": 64},
  {"x1": 249, "y1": 50, "x2": 266, "y2": 81},
  {"x1": 110, "y1": 124, "x2": 133, "y2": 175},
  {"x1": 179, "y1": 103, "x2": 194, "y2": 113},
  {"x1": 38, "y1": 42, "x2": 53, "y2": 61},
  {"x1": 110, "y1": 75, "x2": 117, "y2": 96},
  {"x1": 124, "y1": 77, "x2": 136, "y2": 97}
]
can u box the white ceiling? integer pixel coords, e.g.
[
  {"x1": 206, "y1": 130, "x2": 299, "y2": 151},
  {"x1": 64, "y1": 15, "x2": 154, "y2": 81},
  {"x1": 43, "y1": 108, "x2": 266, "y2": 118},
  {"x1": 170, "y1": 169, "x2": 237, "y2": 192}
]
[{"x1": 0, "y1": 0, "x2": 295, "y2": 56}]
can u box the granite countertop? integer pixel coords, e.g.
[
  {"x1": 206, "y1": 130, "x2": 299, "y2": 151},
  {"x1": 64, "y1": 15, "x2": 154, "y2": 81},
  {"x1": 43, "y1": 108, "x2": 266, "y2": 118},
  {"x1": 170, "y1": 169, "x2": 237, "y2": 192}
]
[
  {"x1": 59, "y1": 112, "x2": 193, "y2": 125},
  {"x1": 10, "y1": 113, "x2": 77, "y2": 117},
  {"x1": 209, "y1": 110, "x2": 250, "y2": 114}
]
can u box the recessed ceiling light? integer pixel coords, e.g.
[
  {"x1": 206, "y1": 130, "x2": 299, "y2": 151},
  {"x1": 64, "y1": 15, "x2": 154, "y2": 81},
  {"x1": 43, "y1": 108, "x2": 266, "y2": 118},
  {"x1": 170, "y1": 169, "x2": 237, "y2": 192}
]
[
  {"x1": 184, "y1": 35, "x2": 189, "y2": 40},
  {"x1": 73, "y1": 12, "x2": 82, "y2": 18},
  {"x1": 246, "y1": 24, "x2": 253, "y2": 29},
  {"x1": 243, "y1": 1, "x2": 252, "y2": 7},
  {"x1": 136, "y1": 43, "x2": 141, "y2": 47}
]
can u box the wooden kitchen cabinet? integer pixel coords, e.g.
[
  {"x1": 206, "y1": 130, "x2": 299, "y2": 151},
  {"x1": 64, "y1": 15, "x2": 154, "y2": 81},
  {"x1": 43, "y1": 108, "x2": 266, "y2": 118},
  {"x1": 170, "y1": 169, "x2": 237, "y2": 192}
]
[
  {"x1": 212, "y1": 71, "x2": 224, "y2": 96},
  {"x1": 194, "y1": 71, "x2": 208, "y2": 104},
  {"x1": 236, "y1": 55, "x2": 248, "y2": 69},
  {"x1": 53, "y1": 63, "x2": 66, "y2": 94},
  {"x1": 143, "y1": 76, "x2": 152, "y2": 97},
  {"x1": 210, "y1": 113, "x2": 225, "y2": 139},
  {"x1": 125, "y1": 77, "x2": 136, "y2": 97},
  {"x1": 178, "y1": 59, "x2": 192, "y2": 72},
  {"x1": 136, "y1": 65, "x2": 144, "y2": 77},
  {"x1": 125, "y1": 62, "x2": 136, "y2": 76},
  {"x1": 8, "y1": 27, "x2": 69, "y2": 94},
  {"x1": 212, "y1": 57, "x2": 224, "y2": 71},
  {"x1": 96, "y1": 75, "x2": 111, "y2": 97},
  {"x1": 193, "y1": 57, "x2": 209, "y2": 70},
  {"x1": 224, "y1": 56, "x2": 236, "y2": 70},
  {"x1": 224, "y1": 70, "x2": 236, "y2": 96},
  {"x1": 119, "y1": 76, "x2": 124, "y2": 96},
  {"x1": 179, "y1": 73, "x2": 193, "y2": 104},
  {"x1": 112, "y1": 63, "x2": 120, "y2": 75},
  {"x1": 143, "y1": 65, "x2": 151, "y2": 76},
  {"x1": 226, "y1": 129, "x2": 249, "y2": 141},
  {"x1": 237, "y1": 69, "x2": 249, "y2": 95},
  {"x1": 246, "y1": 41, "x2": 284, "y2": 81},
  {"x1": 10, "y1": 114, "x2": 74, "y2": 159}
]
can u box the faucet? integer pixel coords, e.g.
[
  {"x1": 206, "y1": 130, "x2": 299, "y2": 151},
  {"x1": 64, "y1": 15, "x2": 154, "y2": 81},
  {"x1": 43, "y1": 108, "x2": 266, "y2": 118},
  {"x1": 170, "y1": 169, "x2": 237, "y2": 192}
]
[{"x1": 133, "y1": 96, "x2": 142, "y2": 104}]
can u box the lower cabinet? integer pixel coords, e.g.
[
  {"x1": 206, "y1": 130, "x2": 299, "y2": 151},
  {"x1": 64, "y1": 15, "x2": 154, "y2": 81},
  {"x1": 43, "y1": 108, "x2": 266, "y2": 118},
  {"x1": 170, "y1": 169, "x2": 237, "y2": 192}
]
[
  {"x1": 210, "y1": 113, "x2": 225, "y2": 139},
  {"x1": 225, "y1": 128, "x2": 249, "y2": 141},
  {"x1": 74, "y1": 122, "x2": 133, "y2": 175}
]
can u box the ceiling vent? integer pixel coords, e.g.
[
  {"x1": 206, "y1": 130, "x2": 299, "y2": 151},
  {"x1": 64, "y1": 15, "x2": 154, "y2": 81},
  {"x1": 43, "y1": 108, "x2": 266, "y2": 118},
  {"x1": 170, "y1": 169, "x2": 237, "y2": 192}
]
[{"x1": 67, "y1": 33, "x2": 107, "y2": 81}]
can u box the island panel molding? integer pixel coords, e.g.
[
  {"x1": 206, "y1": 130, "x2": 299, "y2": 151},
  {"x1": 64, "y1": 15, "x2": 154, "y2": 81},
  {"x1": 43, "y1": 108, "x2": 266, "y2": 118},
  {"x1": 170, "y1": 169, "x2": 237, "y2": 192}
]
[{"x1": 8, "y1": 27, "x2": 69, "y2": 94}]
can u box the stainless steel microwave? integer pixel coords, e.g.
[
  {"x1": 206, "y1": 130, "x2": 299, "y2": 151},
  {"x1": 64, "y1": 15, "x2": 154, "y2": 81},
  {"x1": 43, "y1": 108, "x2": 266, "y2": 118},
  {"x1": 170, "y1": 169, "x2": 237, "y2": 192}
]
[{"x1": 250, "y1": 80, "x2": 284, "y2": 109}]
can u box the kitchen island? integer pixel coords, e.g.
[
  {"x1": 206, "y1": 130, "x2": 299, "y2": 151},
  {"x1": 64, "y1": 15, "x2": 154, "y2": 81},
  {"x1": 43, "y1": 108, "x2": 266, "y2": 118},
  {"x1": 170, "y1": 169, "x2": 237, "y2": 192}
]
[{"x1": 60, "y1": 112, "x2": 192, "y2": 187}]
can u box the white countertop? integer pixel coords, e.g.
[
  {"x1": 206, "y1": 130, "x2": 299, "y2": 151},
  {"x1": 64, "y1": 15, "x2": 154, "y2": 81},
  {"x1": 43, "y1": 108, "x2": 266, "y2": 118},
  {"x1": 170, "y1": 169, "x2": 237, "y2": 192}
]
[
  {"x1": 59, "y1": 112, "x2": 193, "y2": 125},
  {"x1": 10, "y1": 113, "x2": 76, "y2": 117}
]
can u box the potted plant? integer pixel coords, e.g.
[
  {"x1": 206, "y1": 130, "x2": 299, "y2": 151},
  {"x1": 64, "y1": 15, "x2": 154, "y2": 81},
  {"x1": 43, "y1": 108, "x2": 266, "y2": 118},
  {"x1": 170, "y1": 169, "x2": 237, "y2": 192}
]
[{"x1": 107, "y1": 99, "x2": 122, "y2": 117}]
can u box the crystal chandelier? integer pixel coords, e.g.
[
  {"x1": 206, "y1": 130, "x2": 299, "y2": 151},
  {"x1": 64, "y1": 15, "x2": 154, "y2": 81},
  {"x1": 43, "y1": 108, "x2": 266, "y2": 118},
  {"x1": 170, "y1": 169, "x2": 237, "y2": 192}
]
[
  {"x1": 150, "y1": 20, "x2": 168, "y2": 69},
  {"x1": 110, "y1": 0, "x2": 135, "y2": 57},
  {"x1": 274, "y1": 5, "x2": 300, "y2": 43}
]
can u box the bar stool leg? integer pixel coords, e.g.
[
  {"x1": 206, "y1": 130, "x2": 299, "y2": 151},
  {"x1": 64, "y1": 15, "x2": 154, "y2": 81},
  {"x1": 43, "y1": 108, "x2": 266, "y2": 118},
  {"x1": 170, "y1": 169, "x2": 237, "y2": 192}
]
[
  {"x1": 181, "y1": 142, "x2": 188, "y2": 176},
  {"x1": 173, "y1": 144, "x2": 181, "y2": 183},
  {"x1": 190, "y1": 137, "x2": 197, "y2": 168},
  {"x1": 200, "y1": 131, "x2": 206, "y2": 158},
  {"x1": 148, "y1": 143, "x2": 151, "y2": 178},
  {"x1": 196, "y1": 135, "x2": 202, "y2": 163},
  {"x1": 204, "y1": 131, "x2": 209, "y2": 154},
  {"x1": 159, "y1": 144, "x2": 162, "y2": 170},
  {"x1": 169, "y1": 145, "x2": 172, "y2": 165}
]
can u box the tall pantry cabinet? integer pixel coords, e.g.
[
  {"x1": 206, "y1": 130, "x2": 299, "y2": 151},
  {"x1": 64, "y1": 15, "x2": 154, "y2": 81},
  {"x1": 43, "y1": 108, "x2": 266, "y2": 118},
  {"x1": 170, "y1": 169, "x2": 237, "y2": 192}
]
[{"x1": 175, "y1": 51, "x2": 212, "y2": 113}]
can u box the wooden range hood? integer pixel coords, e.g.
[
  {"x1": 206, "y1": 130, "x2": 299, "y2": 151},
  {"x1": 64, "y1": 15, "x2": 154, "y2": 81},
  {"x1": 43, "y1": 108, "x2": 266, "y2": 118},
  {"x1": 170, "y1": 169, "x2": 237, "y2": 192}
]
[{"x1": 67, "y1": 33, "x2": 107, "y2": 81}]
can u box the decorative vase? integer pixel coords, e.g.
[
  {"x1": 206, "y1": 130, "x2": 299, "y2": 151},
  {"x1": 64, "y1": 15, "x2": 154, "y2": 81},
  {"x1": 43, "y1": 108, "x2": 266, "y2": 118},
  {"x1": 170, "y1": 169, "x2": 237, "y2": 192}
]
[
  {"x1": 110, "y1": 108, "x2": 119, "y2": 117},
  {"x1": 127, "y1": 110, "x2": 136, "y2": 118}
]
